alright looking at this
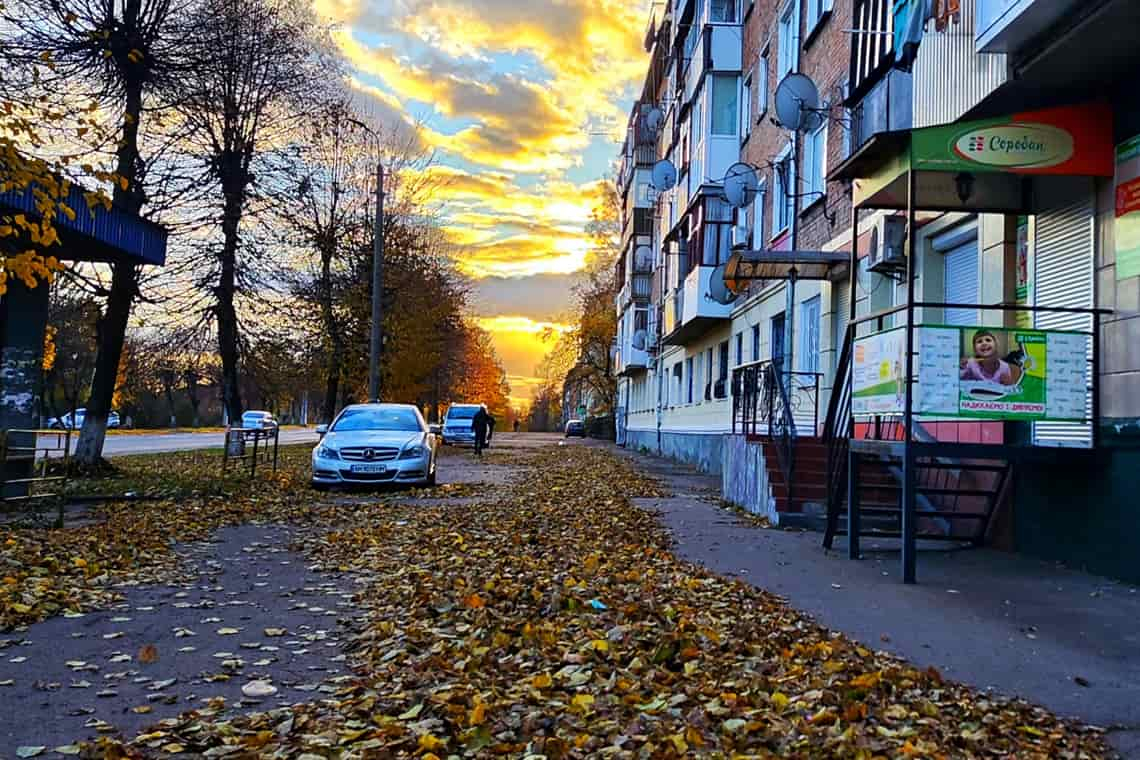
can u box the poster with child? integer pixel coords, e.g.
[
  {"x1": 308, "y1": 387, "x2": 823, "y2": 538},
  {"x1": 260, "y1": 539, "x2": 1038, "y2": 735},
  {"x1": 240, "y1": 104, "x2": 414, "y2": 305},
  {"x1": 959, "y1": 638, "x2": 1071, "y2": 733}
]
[{"x1": 956, "y1": 329, "x2": 1047, "y2": 417}]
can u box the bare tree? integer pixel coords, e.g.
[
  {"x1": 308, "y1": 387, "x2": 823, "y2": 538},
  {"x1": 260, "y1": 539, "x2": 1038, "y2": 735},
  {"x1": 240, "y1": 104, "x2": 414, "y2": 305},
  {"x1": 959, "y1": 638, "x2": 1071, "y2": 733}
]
[
  {"x1": 175, "y1": 0, "x2": 334, "y2": 423},
  {"x1": 279, "y1": 100, "x2": 372, "y2": 423}
]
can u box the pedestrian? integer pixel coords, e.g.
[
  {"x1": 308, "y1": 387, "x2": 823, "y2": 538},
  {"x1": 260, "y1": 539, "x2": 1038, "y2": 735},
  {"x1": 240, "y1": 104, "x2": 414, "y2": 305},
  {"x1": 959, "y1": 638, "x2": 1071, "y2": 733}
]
[
  {"x1": 472, "y1": 406, "x2": 490, "y2": 456},
  {"x1": 486, "y1": 411, "x2": 496, "y2": 447},
  {"x1": 513, "y1": 419, "x2": 520, "y2": 434}
]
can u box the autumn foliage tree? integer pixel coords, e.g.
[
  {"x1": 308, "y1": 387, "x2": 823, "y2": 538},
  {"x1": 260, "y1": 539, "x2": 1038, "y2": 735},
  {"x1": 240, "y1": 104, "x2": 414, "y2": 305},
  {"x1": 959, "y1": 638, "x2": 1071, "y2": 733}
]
[{"x1": 543, "y1": 179, "x2": 620, "y2": 424}]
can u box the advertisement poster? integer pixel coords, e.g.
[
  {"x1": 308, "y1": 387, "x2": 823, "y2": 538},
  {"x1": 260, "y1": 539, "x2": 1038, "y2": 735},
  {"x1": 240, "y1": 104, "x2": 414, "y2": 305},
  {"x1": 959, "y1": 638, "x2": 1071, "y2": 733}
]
[
  {"x1": 1115, "y1": 134, "x2": 1140, "y2": 280},
  {"x1": 917, "y1": 326, "x2": 1087, "y2": 421},
  {"x1": 852, "y1": 328, "x2": 906, "y2": 415},
  {"x1": 1015, "y1": 216, "x2": 1033, "y2": 328}
]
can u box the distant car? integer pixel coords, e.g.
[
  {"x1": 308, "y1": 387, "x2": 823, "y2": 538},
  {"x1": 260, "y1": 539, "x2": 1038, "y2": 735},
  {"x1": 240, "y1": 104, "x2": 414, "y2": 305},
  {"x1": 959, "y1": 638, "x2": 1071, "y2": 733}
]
[
  {"x1": 311, "y1": 403, "x2": 438, "y2": 490},
  {"x1": 47, "y1": 409, "x2": 120, "y2": 430},
  {"x1": 240, "y1": 411, "x2": 278, "y2": 430},
  {"x1": 565, "y1": 419, "x2": 586, "y2": 438},
  {"x1": 441, "y1": 403, "x2": 482, "y2": 446}
]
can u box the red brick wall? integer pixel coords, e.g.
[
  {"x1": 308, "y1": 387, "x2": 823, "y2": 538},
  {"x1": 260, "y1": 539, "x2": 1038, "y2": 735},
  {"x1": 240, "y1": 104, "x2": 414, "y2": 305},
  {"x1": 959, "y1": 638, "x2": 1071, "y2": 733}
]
[{"x1": 742, "y1": 0, "x2": 854, "y2": 251}]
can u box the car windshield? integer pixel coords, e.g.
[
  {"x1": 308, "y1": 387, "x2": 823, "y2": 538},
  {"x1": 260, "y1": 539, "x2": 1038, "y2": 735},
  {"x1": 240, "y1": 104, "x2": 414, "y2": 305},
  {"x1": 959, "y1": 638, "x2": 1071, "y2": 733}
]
[
  {"x1": 447, "y1": 407, "x2": 479, "y2": 420},
  {"x1": 333, "y1": 408, "x2": 422, "y2": 433}
]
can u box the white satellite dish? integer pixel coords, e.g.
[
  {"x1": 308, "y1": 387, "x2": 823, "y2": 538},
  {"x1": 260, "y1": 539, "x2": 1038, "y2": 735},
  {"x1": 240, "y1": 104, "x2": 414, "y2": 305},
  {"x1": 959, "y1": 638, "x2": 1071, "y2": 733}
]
[
  {"x1": 723, "y1": 162, "x2": 760, "y2": 209},
  {"x1": 634, "y1": 245, "x2": 653, "y2": 271},
  {"x1": 707, "y1": 263, "x2": 738, "y2": 306},
  {"x1": 631, "y1": 330, "x2": 648, "y2": 351},
  {"x1": 650, "y1": 158, "x2": 678, "y2": 191},
  {"x1": 774, "y1": 73, "x2": 823, "y2": 132}
]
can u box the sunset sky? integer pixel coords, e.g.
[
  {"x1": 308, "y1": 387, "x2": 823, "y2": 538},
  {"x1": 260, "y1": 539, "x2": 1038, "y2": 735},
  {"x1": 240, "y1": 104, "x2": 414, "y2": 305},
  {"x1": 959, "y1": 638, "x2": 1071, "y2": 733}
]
[{"x1": 312, "y1": 0, "x2": 653, "y2": 406}]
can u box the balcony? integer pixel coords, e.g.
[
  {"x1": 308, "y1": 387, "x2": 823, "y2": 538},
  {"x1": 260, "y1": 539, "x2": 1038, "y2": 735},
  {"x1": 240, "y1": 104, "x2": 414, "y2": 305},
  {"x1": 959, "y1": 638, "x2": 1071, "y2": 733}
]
[
  {"x1": 662, "y1": 265, "x2": 733, "y2": 346},
  {"x1": 615, "y1": 337, "x2": 649, "y2": 377},
  {"x1": 632, "y1": 272, "x2": 652, "y2": 301},
  {"x1": 849, "y1": 68, "x2": 913, "y2": 155}
]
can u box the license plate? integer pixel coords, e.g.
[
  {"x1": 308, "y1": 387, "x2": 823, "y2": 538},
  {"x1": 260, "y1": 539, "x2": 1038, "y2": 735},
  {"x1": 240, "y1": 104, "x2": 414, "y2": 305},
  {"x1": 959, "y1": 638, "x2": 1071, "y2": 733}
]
[{"x1": 350, "y1": 464, "x2": 387, "y2": 474}]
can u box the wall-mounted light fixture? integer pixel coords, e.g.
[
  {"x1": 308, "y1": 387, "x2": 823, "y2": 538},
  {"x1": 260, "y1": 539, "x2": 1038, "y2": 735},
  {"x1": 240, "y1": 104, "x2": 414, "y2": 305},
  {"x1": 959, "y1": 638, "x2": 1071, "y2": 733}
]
[{"x1": 955, "y1": 172, "x2": 976, "y2": 204}]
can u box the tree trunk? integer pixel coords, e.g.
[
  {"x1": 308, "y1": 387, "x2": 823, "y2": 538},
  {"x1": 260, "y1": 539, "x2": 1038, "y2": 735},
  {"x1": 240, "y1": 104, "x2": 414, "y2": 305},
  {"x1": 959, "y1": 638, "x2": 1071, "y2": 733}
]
[
  {"x1": 185, "y1": 372, "x2": 201, "y2": 427},
  {"x1": 164, "y1": 385, "x2": 177, "y2": 428},
  {"x1": 318, "y1": 248, "x2": 342, "y2": 423},
  {"x1": 73, "y1": 81, "x2": 145, "y2": 466},
  {"x1": 217, "y1": 187, "x2": 244, "y2": 424}
]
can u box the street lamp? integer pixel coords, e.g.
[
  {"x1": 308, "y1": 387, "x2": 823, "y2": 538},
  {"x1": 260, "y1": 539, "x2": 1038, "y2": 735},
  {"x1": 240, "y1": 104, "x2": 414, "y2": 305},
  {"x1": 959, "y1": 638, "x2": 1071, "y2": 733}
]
[{"x1": 346, "y1": 116, "x2": 385, "y2": 403}]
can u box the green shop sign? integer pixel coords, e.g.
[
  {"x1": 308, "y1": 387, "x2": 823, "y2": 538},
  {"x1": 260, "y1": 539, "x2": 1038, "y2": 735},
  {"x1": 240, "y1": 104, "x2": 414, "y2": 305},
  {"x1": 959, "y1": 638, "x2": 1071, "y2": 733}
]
[{"x1": 910, "y1": 103, "x2": 1114, "y2": 177}]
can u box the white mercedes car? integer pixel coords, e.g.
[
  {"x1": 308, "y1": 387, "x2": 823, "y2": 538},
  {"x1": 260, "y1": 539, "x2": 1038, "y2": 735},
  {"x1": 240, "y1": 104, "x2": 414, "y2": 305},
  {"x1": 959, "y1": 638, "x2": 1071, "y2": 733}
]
[{"x1": 311, "y1": 403, "x2": 438, "y2": 490}]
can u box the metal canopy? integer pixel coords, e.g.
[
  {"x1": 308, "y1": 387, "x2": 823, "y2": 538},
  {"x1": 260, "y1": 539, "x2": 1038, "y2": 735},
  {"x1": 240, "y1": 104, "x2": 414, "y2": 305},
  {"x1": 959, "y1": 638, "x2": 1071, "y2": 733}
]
[
  {"x1": 0, "y1": 181, "x2": 168, "y2": 266},
  {"x1": 725, "y1": 249, "x2": 849, "y2": 289}
]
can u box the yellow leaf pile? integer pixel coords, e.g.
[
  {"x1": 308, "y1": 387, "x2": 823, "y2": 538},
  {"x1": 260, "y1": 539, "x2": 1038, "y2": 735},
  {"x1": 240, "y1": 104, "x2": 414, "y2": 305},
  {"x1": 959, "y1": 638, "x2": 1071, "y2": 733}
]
[{"x1": 77, "y1": 445, "x2": 1105, "y2": 758}]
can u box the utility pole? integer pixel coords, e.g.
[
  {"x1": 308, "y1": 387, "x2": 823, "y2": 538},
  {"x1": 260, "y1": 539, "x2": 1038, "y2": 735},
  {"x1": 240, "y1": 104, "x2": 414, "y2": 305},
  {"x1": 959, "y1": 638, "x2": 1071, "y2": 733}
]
[{"x1": 370, "y1": 162, "x2": 384, "y2": 403}]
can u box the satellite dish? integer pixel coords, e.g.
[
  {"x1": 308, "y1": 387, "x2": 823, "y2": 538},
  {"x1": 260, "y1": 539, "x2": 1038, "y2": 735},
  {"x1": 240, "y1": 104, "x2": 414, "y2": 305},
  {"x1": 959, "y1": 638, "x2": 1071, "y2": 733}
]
[
  {"x1": 707, "y1": 263, "x2": 738, "y2": 305},
  {"x1": 650, "y1": 158, "x2": 678, "y2": 191},
  {"x1": 634, "y1": 245, "x2": 653, "y2": 271},
  {"x1": 632, "y1": 330, "x2": 648, "y2": 351},
  {"x1": 723, "y1": 162, "x2": 760, "y2": 209},
  {"x1": 643, "y1": 107, "x2": 665, "y2": 140},
  {"x1": 774, "y1": 73, "x2": 823, "y2": 132}
]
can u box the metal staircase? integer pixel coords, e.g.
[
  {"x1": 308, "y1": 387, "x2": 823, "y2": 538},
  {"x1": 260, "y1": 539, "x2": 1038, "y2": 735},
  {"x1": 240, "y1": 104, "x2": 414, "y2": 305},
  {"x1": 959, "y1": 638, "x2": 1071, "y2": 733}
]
[{"x1": 822, "y1": 326, "x2": 1013, "y2": 551}]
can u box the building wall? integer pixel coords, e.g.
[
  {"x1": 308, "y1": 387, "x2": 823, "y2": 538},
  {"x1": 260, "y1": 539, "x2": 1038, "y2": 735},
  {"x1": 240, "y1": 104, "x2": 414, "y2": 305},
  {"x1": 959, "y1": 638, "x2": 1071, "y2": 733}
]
[{"x1": 911, "y1": 0, "x2": 1007, "y2": 128}]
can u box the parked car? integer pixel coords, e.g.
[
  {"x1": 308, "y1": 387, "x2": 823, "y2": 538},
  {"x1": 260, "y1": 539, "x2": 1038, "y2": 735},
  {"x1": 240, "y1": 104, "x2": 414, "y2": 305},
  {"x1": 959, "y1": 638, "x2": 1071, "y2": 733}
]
[
  {"x1": 240, "y1": 410, "x2": 278, "y2": 430},
  {"x1": 565, "y1": 419, "x2": 586, "y2": 438},
  {"x1": 441, "y1": 403, "x2": 482, "y2": 446},
  {"x1": 47, "y1": 409, "x2": 120, "y2": 430},
  {"x1": 311, "y1": 403, "x2": 438, "y2": 490}
]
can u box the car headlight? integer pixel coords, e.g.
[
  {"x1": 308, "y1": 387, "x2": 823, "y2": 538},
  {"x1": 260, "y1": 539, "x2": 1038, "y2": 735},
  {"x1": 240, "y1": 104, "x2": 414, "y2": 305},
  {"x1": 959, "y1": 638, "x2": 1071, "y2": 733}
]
[
  {"x1": 316, "y1": 445, "x2": 340, "y2": 460},
  {"x1": 399, "y1": 445, "x2": 427, "y2": 460}
]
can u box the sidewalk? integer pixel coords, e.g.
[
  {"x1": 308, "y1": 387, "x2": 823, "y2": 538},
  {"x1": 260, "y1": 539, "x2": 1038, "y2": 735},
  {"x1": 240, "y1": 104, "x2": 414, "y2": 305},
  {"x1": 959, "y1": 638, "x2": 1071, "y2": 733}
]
[{"x1": 608, "y1": 443, "x2": 1140, "y2": 758}]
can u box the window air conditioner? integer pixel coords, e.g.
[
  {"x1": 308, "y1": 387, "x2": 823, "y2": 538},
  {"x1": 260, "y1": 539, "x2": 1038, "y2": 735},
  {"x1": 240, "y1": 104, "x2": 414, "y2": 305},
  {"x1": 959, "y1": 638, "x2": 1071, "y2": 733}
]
[{"x1": 867, "y1": 215, "x2": 908, "y2": 274}]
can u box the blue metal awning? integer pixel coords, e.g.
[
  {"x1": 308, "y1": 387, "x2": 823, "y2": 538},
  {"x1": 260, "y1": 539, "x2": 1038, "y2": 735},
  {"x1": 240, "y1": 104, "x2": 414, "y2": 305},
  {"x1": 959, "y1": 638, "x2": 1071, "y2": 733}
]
[{"x1": 0, "y1": 181, "x2": 167, "y2": 266}]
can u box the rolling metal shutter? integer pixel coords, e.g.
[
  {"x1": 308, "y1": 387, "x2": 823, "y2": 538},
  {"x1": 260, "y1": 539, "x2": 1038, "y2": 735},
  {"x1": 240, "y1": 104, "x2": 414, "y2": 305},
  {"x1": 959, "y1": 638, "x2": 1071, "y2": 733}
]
[
  {"x1": 943, "y1": 240, "x2": 979, "y2": 325},
  {"x1": 834, "y1": 279, "x2": 851, "y2": 354},
  {"x1": 1034, "y1": 196, "x2": 1094, "y2": 448}
]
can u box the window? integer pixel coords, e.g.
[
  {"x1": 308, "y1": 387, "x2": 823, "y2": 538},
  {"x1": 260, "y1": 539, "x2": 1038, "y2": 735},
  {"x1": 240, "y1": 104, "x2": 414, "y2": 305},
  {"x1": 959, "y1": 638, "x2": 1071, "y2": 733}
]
[
  {"x1": 799, "y1": 296, "x2": 821, "y2": 373},
  {"x1": 773, "y1": 147, "x2": 794, "y2": 235},
  {"x1": 735, "y1": 332, "x2": 744, "y2": 365},
  {"x1": 711, "y1": 74, "x2": 739, "y2": 136},
  {"x1": 686, "y1": 357, "x2": 694, "y2": 403},
  {"x1": 803, "y1": 120, "x2": 828, "y2": 201},
  {"x1": 684, "y1": 10, "x2": 701, "y2": 60},
  {"x1": 706, "y1": 347, "x2": 714, "y2": 399},
  {"x1": 711, "y1": 0, "x2": 738, "y2": 23},
  {"x1": 751, "y1": 179, "x2": 766, "y2": 246},
  {"x1": 703, "y1": 198, "x2": 734, "y2": 266},
  {"x1": 717, "y1": 341, "x2": 730, "y2": 398},
  {"x1": 673, "y1": 363, "x2": 683, "y2": 404},
  {"x1": 777, "y1": 0, "x2": 799, "y2": 79},
  {"x1": 751, "y1": 324, "x2": 761, "y2": 360},
  {"x1": 806, "y1": 0, "x2": 832, "y2": 35},
  {"x1": 757, "y1": 50, "x2": 769, "y2": 119},
  {"x1": 850, "y1": 0, "x2": 894, "y2": 97},
  {"x1": 741, "y1": 73, "x2": 753, "y2": 140}
]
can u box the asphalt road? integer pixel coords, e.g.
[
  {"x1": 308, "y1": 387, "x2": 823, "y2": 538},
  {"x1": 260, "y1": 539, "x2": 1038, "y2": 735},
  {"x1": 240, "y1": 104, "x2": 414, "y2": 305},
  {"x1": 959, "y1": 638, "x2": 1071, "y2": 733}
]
[{"x1": 39, "y1": 429, "x2": 320, "y2": 458}]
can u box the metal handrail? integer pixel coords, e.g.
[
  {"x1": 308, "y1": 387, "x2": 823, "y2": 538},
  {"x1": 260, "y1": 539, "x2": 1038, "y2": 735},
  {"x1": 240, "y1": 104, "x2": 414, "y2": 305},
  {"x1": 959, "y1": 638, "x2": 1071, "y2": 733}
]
[{"x1": 823, "y1": 323, "x2": 855, "y2": 540}]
